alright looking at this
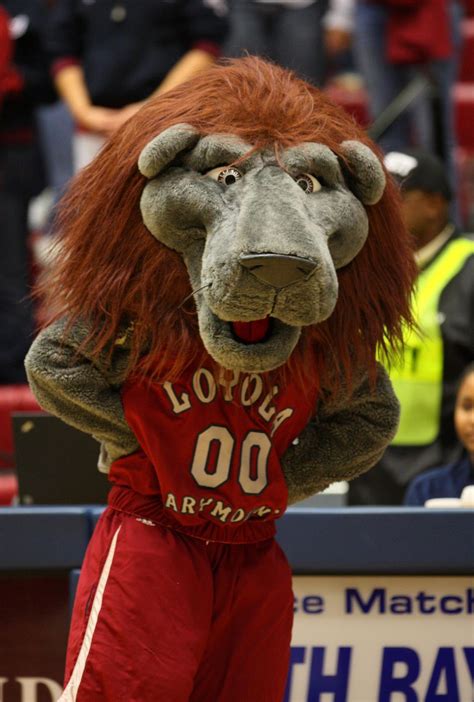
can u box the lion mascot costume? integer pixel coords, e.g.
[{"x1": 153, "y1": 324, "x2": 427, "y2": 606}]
[{"x1": 26, "y1": 58, "x2": 415, "y2": 701}]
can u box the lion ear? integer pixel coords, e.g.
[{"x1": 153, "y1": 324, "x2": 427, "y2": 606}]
[
  {"x1": 138, "y1": 123, "x2": 200, "y2": 179},
  {"x1": 340, "y1": 140, "x2": 386, "y2": 205}
]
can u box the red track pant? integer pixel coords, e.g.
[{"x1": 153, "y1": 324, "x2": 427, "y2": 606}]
[{"x1": 59, "y1": 507, "x2": 293, "y2": 702}]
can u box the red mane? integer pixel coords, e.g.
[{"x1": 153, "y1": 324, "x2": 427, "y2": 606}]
[{"x1": 38, "y1": 57, "x2": 416, "y2": 394}]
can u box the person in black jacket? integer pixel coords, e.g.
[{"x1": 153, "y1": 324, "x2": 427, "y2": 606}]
[
  {"x1": 0, "y1": 0, "x2": 55, "y2": 383},
  {"x1": 45, "y1": 0, "x2": 228, "y2": 169},
  {"x1": 348, "y1": 149, "x2": 474, "y2": 505}
]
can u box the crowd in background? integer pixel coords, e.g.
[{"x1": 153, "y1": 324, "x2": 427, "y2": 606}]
[{"x1": 1, "y1": 0, "x2": 473, "y2": 507}]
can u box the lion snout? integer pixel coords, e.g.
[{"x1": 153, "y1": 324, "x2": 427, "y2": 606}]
[{"x1": 239, "y1": 253, "x2": 316, "y2": 289}]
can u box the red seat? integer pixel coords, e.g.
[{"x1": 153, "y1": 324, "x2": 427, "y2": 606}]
[
  {"x1": 0, "y1": 385, "x2": 42, "y2": 470},
  {"x1": 325, "y1": 84, "x2": 370, "y2": 128},
  {"x1": 456, "y1": 147, "x2": 474, "y2": 228},
  {"x1": 459, "y1": 19, "x2": 474, "y2": 82},
  {"x1": 455, "y1": 83, "x2": 474, "y2": 150},
  {"x1": 0, "y1": 472, "x2": 18, "y2": 506},
  {"x1": 464, "y1": 0, "x2": 474, "y2": 18}
]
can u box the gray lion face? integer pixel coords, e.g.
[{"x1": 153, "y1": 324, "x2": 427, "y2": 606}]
[{"x1": 139, "y1": 125, "x2": 385, "y2": 373}]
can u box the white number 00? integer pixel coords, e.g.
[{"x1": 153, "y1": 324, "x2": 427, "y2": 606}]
[{"x1": 190, "y1": 426, "x2": 270, "y2": 495}]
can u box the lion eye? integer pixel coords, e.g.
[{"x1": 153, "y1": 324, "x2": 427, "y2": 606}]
[
  {"x1": 205, "y1": 166, "x2": 243, "y2": 185},
  {"x1": 294, "y1": 173, "x2": 323, "y2": 193}
]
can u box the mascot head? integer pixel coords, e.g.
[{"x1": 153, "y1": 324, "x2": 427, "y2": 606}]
[
  {"x1": 42, "y1": 57, "x2": 415, "y2": 391},
  {"x1": 139, "y1": 126, "x2": 386, "y2": 374}
]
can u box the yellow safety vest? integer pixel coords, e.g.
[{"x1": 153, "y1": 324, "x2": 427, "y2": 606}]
[{"x1": 388, "y1": 237, "x2": 474, "y2": 446}]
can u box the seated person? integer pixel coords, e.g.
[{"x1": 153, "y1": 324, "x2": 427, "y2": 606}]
[{"x1": 404, "y1": 363, "x2": 474, "y2": 505}]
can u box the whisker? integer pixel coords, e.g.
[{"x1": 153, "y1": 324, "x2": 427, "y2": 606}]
[{"x1": 178, "y1": 282, "x2": 212, "y2": 309}]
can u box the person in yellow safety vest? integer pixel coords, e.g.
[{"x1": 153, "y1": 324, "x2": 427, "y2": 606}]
[{"x1": 348, "y1": 149, "x2": 474, "y2": 505}]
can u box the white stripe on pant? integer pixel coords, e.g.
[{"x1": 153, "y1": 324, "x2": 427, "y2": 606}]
[{"x1": 58, "y1": 526, "x2": 122, "y2": 702}]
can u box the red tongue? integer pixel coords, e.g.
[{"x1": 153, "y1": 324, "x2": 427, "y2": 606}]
[{"x1": 232, "y1": 317, "x2": 270, "y2": 343}]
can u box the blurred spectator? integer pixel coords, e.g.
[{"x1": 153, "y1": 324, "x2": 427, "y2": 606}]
[
  {"x1": 35, "y1": 99, "x2": 74, "y2": 223},
  {"x1": 44, "y1": 0, "x2": 228, "y2": 171},
  {"x1": 404, "y1": 363, "x2": 474, "y2": 505},
  {"x1": 348, "y1": 149, "x2": 474, "y2": 505},
  {"x1": 0, "y1": 0, "x2": 55, "y2": 384},
  {"x1": 324, "y1": 0, "x2": 353, "y2": 56},
  {"x1": 324, "y1": 0, "x2": 464, "y2": 222},
  {"x1": 224, "y1": 0, "x2": 330, "y2": 86}
]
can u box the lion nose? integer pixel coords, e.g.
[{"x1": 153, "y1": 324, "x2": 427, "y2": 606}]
[{"x1": 239, "y1": 253, "x2": 317, "y2": 289}]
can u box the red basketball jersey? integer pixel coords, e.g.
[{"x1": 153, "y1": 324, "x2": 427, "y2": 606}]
[{"x1": 109, "y1": 365, "x2": 318, "y2": 542}]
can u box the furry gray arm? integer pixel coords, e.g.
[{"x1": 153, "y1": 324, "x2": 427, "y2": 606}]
[
  {"x1": 281, "y1": 364, "x2": 400, "y2": 504},
  {"x1": 24, "y1": 318, "x2": 139, "y2": 471}
]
